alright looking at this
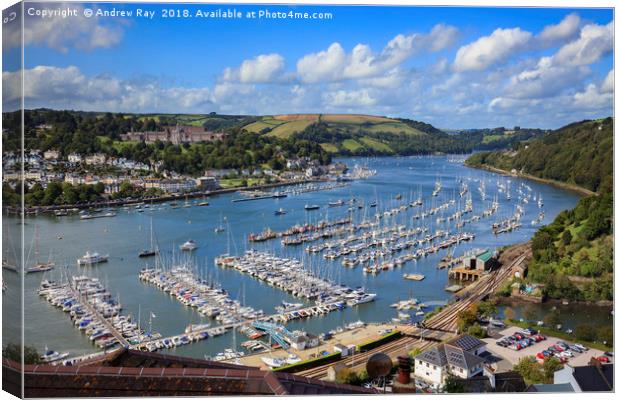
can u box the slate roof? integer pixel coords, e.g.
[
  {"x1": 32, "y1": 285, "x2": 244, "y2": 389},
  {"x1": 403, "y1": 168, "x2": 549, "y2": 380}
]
[
  {"x1": 527, "y1": 383, "x2": 575, "y2": 392},
  {"x1": 572, "y1": 362, "x2": 613, "y2": 391},
  {"x1": 3, "y1": 349, "x2": 376, "y2": 397},
  {"x1": 416, "y1": 344, "x2": 448, "y2": 367},
  {"x1": 444, "y1": 344, "x2": 486, "y2": 370},
  {"x1": 446, "y1": 334, "x2": 486, "y2": 353}
]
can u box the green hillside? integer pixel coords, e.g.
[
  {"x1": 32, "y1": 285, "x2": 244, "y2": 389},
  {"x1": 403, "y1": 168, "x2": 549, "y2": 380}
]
[
  {"x1": 466, "y1": 118, "x2": 613, "y2": 193},
  {"x1": 467, "y1": 118, "x2": 614, "y2": 303},
  {"x1": 241, "y1": 113, "x2": 470, "y2": 156}
]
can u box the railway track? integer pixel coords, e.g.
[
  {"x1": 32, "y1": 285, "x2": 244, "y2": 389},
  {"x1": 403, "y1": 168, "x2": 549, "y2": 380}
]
[{"x1": 297, "y1": 250, "x2": 530, "y2": 380}]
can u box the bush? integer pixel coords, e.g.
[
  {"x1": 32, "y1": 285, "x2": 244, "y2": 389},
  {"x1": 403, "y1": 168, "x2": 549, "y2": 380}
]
[
  {"x1": 575, "y1": 324, "x2": 597, "y2": 342},
  {"x1": 467, "y1": 324, "x2": 487, "y2": 338}
]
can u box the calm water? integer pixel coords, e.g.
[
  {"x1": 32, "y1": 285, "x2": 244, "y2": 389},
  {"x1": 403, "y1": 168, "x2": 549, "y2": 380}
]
[{"x1": 2, "y1": 156, "x2": 584, "y2": 358}]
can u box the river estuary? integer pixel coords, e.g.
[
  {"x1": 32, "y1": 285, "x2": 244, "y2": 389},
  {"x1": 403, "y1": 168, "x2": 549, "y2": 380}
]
[{"x1": 4, "y1": 155, "x2": 599, "y2": 360}]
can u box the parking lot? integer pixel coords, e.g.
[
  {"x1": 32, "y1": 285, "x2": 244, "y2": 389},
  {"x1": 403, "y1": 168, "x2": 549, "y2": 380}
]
[{"x1": 483, "y1": 326, "x2": 612, "y2": 368}]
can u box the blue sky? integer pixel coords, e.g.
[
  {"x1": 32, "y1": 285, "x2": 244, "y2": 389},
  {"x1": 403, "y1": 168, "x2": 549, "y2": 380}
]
[{"x1": 3, "y1": 2, "x2": 614, "y2": 128}]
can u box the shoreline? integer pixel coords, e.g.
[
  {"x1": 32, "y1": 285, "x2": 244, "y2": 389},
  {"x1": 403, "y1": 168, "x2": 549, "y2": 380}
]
[
  {"x1": 3, "y1": 177, "x2": 326, "y2": 215},
  {"x1": 465, "y1": 163, "x2": 595, "y2": 197}
]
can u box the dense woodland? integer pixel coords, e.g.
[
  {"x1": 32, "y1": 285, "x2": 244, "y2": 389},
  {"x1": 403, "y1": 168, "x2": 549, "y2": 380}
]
[
  {"x1": 466, "y1": 118, "x2": 614, "y2": 302},
  {"x1": 465, "y1": 118, "x2": 613, "y2": 193}
]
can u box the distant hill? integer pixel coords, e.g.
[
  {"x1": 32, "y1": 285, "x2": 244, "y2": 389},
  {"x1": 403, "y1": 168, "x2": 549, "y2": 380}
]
[
  {"x1": 466, "y1": 118, "x2": 613, "y2": 193},
  {"x1": 240, "y1": 113, "x2": 471, "y2": 155},
  {"x1": 3, "y1": 109, "x2": 549, "y2": 157}
]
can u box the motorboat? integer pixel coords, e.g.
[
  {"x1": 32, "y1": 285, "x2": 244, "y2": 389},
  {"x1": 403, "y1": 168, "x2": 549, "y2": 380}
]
[
  {"x1": 180, "y1": 240, "x2": 198, "y2": 251},
  {"x1": 261, "y1": 357, "x2": 286, "y2": 368},
  {"x1": 77, "y1": 251, "x2": 109, "y2": 266}
]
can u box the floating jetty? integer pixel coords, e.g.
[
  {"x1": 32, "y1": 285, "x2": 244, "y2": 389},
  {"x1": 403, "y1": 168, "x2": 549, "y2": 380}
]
[
  {"x1": 139, "y1": 265, "x2": 263, "y2": 325},
  {"x1": 38, "y1": 276, "x2": 158, "y2": 351},
  {"x1": 215, "y1": 250, "x2": 377, "y2": 306}
]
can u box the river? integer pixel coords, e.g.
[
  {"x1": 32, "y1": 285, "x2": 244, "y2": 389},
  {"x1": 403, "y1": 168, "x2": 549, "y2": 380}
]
[{"x1": 2, "y1": 155, "x2": 588, "y2": 359}]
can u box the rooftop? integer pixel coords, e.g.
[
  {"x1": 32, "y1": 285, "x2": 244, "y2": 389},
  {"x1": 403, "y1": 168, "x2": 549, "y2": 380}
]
[{"x1": 3, "y1": 349, "x2": 376, "y2": 397}]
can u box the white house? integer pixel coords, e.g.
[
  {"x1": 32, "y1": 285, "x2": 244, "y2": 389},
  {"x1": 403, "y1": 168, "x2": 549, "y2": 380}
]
[
  {"x1": 414, "y1": 335, "x2": 487, "y2": 388},
  {"x1": 68, "y1": 153, "x2": 82, "y2": 163}
]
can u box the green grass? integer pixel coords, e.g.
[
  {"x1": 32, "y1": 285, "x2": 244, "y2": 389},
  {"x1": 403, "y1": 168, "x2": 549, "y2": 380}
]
[
  {"x1": 266, "y1": 119, "x2": 316, "y2": 138},
  {"x1": 363, "y1": 122, "x2": 423, "y2": 136},
  {"x1": 219, "y1": 178, "x2": 265, "y2": 188},
  {"x1": 243, "y1": 118, "x2": 285, "y2": 133},
  {"x1": 320, "y1": 143, "x2": 339, "y2": 153},
  {"x1": 342, "y1": 138, "x2": 363, "y2": 152},
  {"x1": 359, "y1": 137, "x2": 394, "y2": 153},
  {"x1": 482, "y1": 134, "x2": 504, "y2": 144}
]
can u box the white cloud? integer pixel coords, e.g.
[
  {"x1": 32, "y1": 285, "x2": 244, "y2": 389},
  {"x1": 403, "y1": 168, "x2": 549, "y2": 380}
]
[
  {"x1": 222, "y1": 53, "x2": 289, "y2": 84},
  {"x1": 297, "y1": 43, "x2": 347, "y2": 83},
  {"x1": 322, "y1": 88, "x2": 377, "y2": 107},
  {"x1": 538, "y1": 13, "x2": 581, "y2": 45},
  {"x1": 505, "y1": 56, "x2": 589, "y2": 99},
  {"x1": 573, "y1": 83, "x2": 613, "y2": 109},
  {"x1": 553, "y1": 22, "x2": 613, "y2": 66},
  {"x1": 601, "y1": 69, "x2": 614, "y2": 93},
  {"x1": 3, "y1": 4, "x2": 125, "y2": 53},
  {"x1": 453, "y1": 28, "x2": 532, "y2": 72},
  {"x1": 297, "y1": 24, "x2": 458, "y2": 83},
  {"x1": 3, "y1": 65, "x2": 212, "y2": 112}
]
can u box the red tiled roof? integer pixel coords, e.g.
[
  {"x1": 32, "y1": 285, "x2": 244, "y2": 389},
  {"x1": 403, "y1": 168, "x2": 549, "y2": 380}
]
[{"x1": 3, "y1": 349, "x2": 376, "y2": 397}]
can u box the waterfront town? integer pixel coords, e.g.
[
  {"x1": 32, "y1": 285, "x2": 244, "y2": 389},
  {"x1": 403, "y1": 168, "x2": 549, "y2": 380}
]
[{"x1": 1, "y1": 2, "x2": 614, "y2": 397}]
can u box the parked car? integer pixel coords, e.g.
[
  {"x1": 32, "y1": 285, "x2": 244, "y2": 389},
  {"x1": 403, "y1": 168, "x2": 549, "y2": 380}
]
[
  {"x1": 560, "y1": 351, "x2": 574, "y2": 358},
  {"x1": 569, "y1": 345, "x2": 583, "y2": 353},
  {"x1": 603, "y1": 352, "x2": 614, "y2": 358},
  {"x1": 574, "y1": 344, "x2": 589, "y2": 352},
  {"x1": 536, "y1": 352, "x2": 546, "y2": 360},
  {"x1": 597, "y1": 356, "x2": 610, "y2": 363}
]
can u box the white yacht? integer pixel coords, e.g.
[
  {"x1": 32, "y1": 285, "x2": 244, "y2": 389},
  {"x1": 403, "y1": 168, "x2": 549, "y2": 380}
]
[
  {"x1": 77, "y1": 251, "x2": 109, "y2": 266},
  {"x1": 261, "y1": 357, "x2": 286, "y2": 368},
  {"x1": 180, "y1": 240, "x2": 198, "y2": 251}
]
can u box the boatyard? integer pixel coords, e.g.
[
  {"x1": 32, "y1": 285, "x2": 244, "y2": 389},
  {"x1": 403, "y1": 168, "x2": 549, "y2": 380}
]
[{"x1": 3, "y1": 156, "x2": 582, "y2": 365}]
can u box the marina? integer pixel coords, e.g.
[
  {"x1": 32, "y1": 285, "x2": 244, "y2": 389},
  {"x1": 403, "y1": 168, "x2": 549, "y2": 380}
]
[{"x1": 3, "y1": 156, "x2": 582, "y2": 361}]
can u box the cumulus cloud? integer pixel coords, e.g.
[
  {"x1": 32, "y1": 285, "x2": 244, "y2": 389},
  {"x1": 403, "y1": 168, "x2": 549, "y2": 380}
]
[
  {"x1": 222, "y1": 53, "x2": 290, "y2": 83},
  {"x1": 3, "y1": 65, "x2": 212, "y2": 112},
  {"x1": 538, "y1": 13, "x2": 581, "y2": 45},
  {"x1": 504, "y1": 56, "x2": 589, "y2": 99},
  {"x1": 552, "y1": 22, "x2": 613, "y2": 66},
  {"x1": 453, "y1": 28, "x2": 532, "y2": 72},
  {"x1": 296, "y1": 43, "x2": 347, "y2": 83},
  {"x1": 573, "y1": 82, "x2": 613, "y2": 109},
  {"x1": 4, "y1": 4, "x2": 125, "y2": 53},
  {"x1": 297, "y1": 24, "x2": 458, "y2": 83},
  {"x1": 601, "y1": 69, "x2": 614, "y2": 93},
  {"x1": 322, "y1": 88, "x2": 377, "y2": 107}
]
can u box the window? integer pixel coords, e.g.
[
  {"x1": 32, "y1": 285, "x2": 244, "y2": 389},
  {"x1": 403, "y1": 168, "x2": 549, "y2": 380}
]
[{"x1": 433, "y1": 366, "x2": 436, "y2": 370}]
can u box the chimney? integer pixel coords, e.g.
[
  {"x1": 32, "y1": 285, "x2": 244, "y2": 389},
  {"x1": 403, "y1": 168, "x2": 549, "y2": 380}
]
[{"x1": 397, "y1": 356, "x2": 411, "y2": 384}]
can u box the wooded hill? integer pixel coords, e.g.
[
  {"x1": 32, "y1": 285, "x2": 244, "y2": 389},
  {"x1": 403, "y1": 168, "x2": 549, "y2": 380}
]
[{"x1": 467, "y1": 118, "x2": 613, "y2": 302}]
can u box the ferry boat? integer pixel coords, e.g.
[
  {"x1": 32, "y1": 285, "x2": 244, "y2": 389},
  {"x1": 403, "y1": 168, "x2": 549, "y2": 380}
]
[
  {"x1": 304, "y1": 204, "x2": 320, "y2": 211},
  {"x1": 180, "y1": 240, "x2": 198, "y2": 251},
  {"x1": 77, "y1": 251, "x2": 109, "y2": 266},
  {"x1": 328, "y1": 200, "x2": 344, "y2": 207},
  {"x1": 274, "y1": 208, "x2": 287, "y2": 216}
]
